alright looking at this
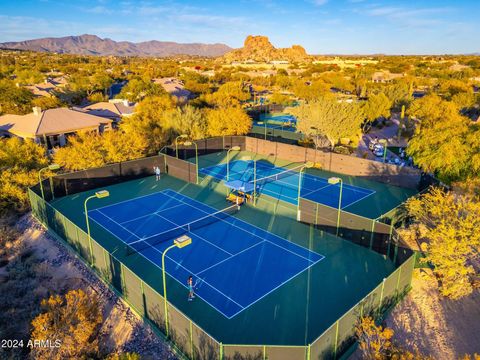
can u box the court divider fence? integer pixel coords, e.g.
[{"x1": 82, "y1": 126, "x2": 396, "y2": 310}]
[
  {"x1": 29, "y1": 175, "x2": 416, "y2": 359},
  {"x1": 165, "y1": 136, "x2": 424, "y2": 191}
]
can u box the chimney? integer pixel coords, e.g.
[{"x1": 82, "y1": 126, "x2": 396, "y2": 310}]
[
  {"x1": 32, "y1": 107, "x2": 42, "y2": 116},
  {"x1": 122, "y1": 99, "x2": 129, "y2": 106}
]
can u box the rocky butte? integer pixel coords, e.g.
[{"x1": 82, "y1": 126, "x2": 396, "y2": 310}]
[{"x1": 222, "y1": 35, "x2": 310, "y2": 63}]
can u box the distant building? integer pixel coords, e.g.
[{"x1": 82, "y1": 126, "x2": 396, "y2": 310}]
[
  {"x1": 270, "y1": 60, "x2": 289, "y2": 65},
  {"x1": 24, "y1": 76, "x2": 68, "y2": 97},
  {"x1": 371, "y1": 71, "x2": 404, "y2": 83},
  {"x1": 0, "y1": 107, "x2": 112, "y2": 149},
  {"x1": 80, "y1": 99, "x2": 136, "y2": 123},
  {"x1": 152, "y1": 78, "x2": 192, "y2": 101}
]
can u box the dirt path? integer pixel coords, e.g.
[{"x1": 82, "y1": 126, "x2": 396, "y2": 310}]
[
  {"x1": 385, "y1": 269, "x2": 480, "y2": 359},
  {"x1": 17, "y1": 214, "x2": 178, "y2": 359}
]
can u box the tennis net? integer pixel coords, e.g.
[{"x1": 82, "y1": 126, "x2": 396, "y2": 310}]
[
  {"x1": 125, "y1": 204, "x2": 240, "y2": 255},
  {"x1": 251, "y1": 163, "x2": 304, "y2": 189}
]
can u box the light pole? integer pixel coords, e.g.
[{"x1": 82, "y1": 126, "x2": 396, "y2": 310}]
[
  {"x1": 328, "y1": 177, "x2": 343, "y2": 237},
  {"x1": 162, "y1": 235, "x2": 192, "y2": 337},
  {"x1": 257, "y1": 121, "x2": 267, "y2": 140},
  {"x1": 310, "y1": 126, "x2": 319, "y2": 165},
  {"x1": 175, "y1": 134, "x2": 188, "y2": 158},
  {"x1": 226, "y1": 146, "x2": 241, "y2": 181},
  {"x1": 84, "y1": 190, "x2": 110, "y2": 266},
  {"x1": 38, "y1": 164, "x2": 60, "y2": 200},
  {"x1": 379, "y1": 139, "x2": 388, "y2": 163},
  {"x1": 296, "y1": 162, "x2": 314, "y2": 218},
  {"x1": 183, "y1": 140, "x2": 198, "y2": 184}
]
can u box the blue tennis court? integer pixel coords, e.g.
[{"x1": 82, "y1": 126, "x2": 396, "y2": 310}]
[
  {"x1": 200, "y1": 160, "x2": 375, "y2": 208},
  {"x1": 87, "y1": 189, "x2": 324, "y2": 318}
]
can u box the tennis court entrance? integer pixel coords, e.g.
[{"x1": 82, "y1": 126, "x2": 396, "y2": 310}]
[{"x1": 88, "y1": 189, "x2": 324, "y2": 318}]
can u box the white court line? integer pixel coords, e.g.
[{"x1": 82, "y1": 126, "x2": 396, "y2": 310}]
[
  {"x1": 227, "y1": 254, "x2": 324, "y2": 318},
  {"x1": 341, "y1": 190, "x2": 377, "y2": 211},
  {"x1": 88, "y1": 214, "x2": 245, "y2": 317},
  {"x1": 162, "y1": 189, "x2": 323, "y2": 263},
  {"x1": 93, "y1": 209, "x2": 141, "y2": 241},
  {"x1": 119, "y1": 202, "x2": 186, "y2": 225},
  {"x1": 153, "y1": 212, "x2": 233, "y2": 257},
  {"x1": 91, "y1": 190, "x2": 176, "y2": 213},
  {"x1": 90, "y1": 188, "x2": 325, "y2": 318},
  {"x1": 196, "y1": 241, "x2": 263, "y2": 277}
]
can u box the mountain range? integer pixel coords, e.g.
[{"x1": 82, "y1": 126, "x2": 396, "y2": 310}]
[{"x1": 0, "y1": 34, "x2": 232, "y2": 57}]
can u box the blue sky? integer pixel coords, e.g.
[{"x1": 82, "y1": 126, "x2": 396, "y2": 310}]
[{"x1": 0, "y1": 0, "x2": 478, "y2": 54}]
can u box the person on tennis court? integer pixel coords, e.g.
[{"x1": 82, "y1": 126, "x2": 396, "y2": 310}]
[
  {"x1": 187, "y1": 275, "x2": 195, "y2": 301},
  {"x1": 153, "y1": 166, "x2": 161, "y2": 181}
]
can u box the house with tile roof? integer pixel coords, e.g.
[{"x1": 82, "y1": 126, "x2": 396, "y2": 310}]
[
  {"x1": 80, "y1": 99, "x2": 136, "y2": 123},
  {"x1": 0, "y1": 107, "x2": 112, "y2": 149}
]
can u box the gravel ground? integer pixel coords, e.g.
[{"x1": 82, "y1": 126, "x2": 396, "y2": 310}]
[{"x1": 17, "y1": 213, "x2": 178, "y2": 360}]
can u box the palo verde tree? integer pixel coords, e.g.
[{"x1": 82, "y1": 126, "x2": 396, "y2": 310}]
[
  {"x1": 406, "y1": 187, "x2": 480, "y2": 299},
  {"x1": 407, "y1": 94, "x2": 480, "y2": 182},
  {"x1": 288, "y1": 97, "x2": 364, "y2": 149}
]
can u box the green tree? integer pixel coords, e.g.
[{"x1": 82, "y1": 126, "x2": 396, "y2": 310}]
[
  {"x1": 30, "y1": 289, "x2": 103, "y2": 360},
  {"x1": 117, "y1": 78, "x2": 167, "y2": 102},
  {"x1": 120, "y1": 95, "x2": 176, "y2": 153},
  {"x1": 206, "y1": 107, "x2": 252, "y2": 136},
  {"x1": 14, "y1": 69, "x2": 44, "y2": 85},
  {"x1": 206, "y1": 81, "x2": 251, "y2": 107},
  {"x1": 406, "y1": 188, "x2": 480, "y2": 299},
  {"x1": 362, "y1": 92, "x2": 392, "y2": 131},
  {"x1": 407, "y1": 94, "x2": 478, "y2": 182},
  {"x1": 54, "y1": 130, "x2": 147, "y2": 171},
  {"x1": 0, "y1": 137, "x2": 48, "y2": 213},
  {"x1": 288, "y1": 98, "x2": 364, "y2": 148},
  {"x1": 0, "y1": 79, "x2": 35, "y2": 115},
  {"x1": 384, "y1": 82, "x2": 410, "y2": 109},
  {"x1": 164, "y1": 105, "x2": 207, "y2": 140}
]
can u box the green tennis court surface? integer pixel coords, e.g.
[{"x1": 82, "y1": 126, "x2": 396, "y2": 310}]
[
  {"x1": 195, "y1": 150, "x2": 417, "y2": 219},
  {"x1": 50, "y1": 172, "x2": 398, "y2": 346}
]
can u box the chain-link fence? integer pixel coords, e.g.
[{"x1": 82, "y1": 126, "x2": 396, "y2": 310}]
[{"x1": 29, "y1": 183, "x2": 415, "y2": 360}]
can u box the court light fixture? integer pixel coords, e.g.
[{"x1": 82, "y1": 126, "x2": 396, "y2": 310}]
[
  {"x1": 183, "y1": 141, "x2": 199, "y2": 184},
  {"x1": 163, "y1": 235, "x2": 192, "y2": 337},
  {"x1": 175, "y1": 134, "x2": 190, "y2": 158},
  {"x1": 84, "y1": 189, "x2": 110, "y2": 266},
  {"x1": 328, "y1": 177, "x2": 343, "y2": 236},
  {"x1": 328, "y1": 177, "x2": 341, "y2": 185},
  {"x1": 95, "y1": 190, "x2": 110, "y2": 198},
  {"x1": 226, "y1": 146, "x2": 242, "y2": 181},
  {"x1": 296, "y1": 162, "x2": 315, "y2": 216}
]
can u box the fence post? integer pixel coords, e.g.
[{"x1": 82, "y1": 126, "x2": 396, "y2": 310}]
[
  {"x1": 333, "y1": 320, "x2": 339, "y2": 359},
  {"x1": 190, "y1": 320, "x2": 194, "y2": 360},
  {"x1": 263, "y1": 345, "x2": 266, "y2": 360},
  {"x1": 369, "y1": 219, "x2": 375, "y2": 250},
  {"x1": 395, "y1": 265, "x2": 403, "y2": 291},
  {"x1": 306, "y1": 344, "x2": 311, "y2": 360},
  {"x1": 219, "y1": 342, "x2": 223, "y2": 360},
  {"x1": 379, "y1": 278, "x2": 386, "y2": 308}
]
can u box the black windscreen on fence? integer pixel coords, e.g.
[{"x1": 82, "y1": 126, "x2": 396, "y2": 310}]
[{"x1": 32, "y1": 155, "x2": 166, "y2": 201}]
